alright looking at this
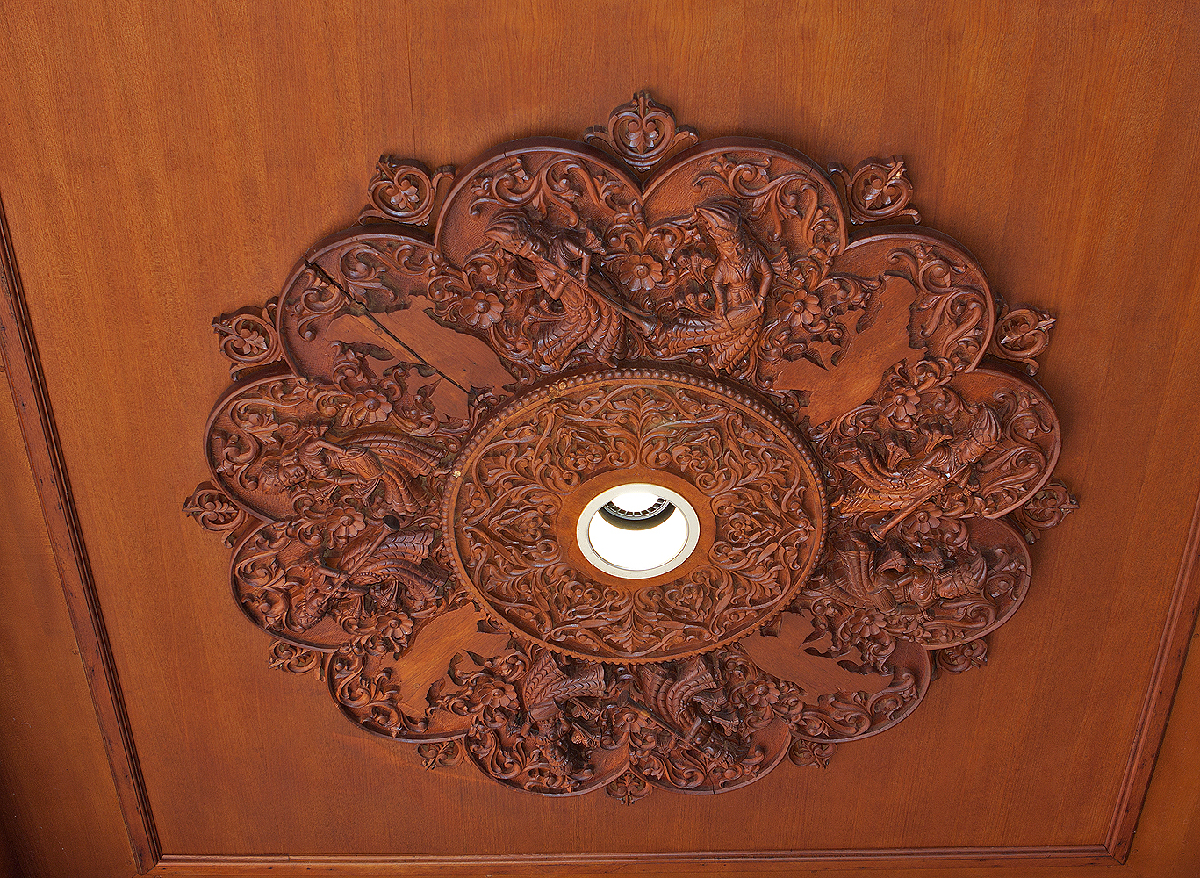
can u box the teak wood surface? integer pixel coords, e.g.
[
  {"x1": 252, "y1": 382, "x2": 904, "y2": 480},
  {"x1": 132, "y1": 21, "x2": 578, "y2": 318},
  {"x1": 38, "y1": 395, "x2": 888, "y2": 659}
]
[{"x1": 1, "y1": 2, "x2": 1199, "y2": 876}]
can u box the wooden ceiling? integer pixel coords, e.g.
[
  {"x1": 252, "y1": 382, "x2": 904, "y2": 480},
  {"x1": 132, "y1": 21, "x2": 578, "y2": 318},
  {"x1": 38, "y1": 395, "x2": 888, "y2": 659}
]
[{"x1": 2, "y1": 2, "x2": 1199, "y2": 876}]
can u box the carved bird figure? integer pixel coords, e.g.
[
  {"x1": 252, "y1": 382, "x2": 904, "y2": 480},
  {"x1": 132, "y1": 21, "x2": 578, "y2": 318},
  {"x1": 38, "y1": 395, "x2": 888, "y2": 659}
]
[
  {"x1": 519, "y1": 649, "x2": 606, "y2": 723},
  {"x1": 316, "y1": 432, "x2": 441, "y2": 515},
  {"x1": 833, "y1": 404, "x2": 1001, "y2": 537}
]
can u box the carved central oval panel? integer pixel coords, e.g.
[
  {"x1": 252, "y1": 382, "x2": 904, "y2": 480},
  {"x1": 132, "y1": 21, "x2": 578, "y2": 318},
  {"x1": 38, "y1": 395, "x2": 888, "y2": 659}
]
[{"x1": 443, "y1": 368, "x2": 827, "y2": 662}]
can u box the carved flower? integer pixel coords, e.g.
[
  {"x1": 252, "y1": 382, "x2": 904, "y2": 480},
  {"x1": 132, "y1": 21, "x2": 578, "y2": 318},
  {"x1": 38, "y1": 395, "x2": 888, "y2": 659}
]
[
  {"x1": 233, "y1": 323, "x2": 270, "y2": 356},
  {"x1": 882, "y1": 386, "x2": 921, "y2": 427},
  {"x1": 846, "y1": 609, "x2": 885, "y2": 640},
  {"x1": 329, "y1": 507, "x2": 366, "y2": 542},
  {"x1": 910, "y1": 507, "x2": 942, "y2": 536},
  {"x1": 470, "y1": 678, "x2": 518, "y2": 712},
  {"x1": 462, "y1": 289, "x2": 503, "y2": 328},
  {"x1": 782, "y1": 288, "x2": 824, "y2": 331},
  {"x1": 670, "y1": 443, "x2": 707, "y2": 471},
  {"x1": 395, "y1": 177, "x2": 421, "y2": 208},
  {"x1": 738, "y1": 678, "x2": 780, "y2": 709},
  {"x1": 724, "y1": 511, "x2": 757, "y2": 544},
  {"x1": 563, "y1": 443, "x2": 605, "y2": 472},
  {"x1": 619, "y1": 254, "x2": 664, "y2": 292},
  {"x1": 346, "y1": 389, "x2": 393, "y2": 425}
]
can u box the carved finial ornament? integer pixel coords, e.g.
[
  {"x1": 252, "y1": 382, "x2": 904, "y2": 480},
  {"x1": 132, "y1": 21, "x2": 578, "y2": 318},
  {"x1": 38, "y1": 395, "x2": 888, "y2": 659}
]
[{"x1": 186, "y1": 94, "x2": 1073, "y2": 800}]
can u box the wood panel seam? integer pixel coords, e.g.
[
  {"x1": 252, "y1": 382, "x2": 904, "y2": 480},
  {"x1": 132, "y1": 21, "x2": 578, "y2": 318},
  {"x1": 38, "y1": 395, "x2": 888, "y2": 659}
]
[
  {"x1": 1104, "y1": 477, "x2": 1200, "y2": 862},
  {"x1": 149, "y1": 845, "x2": 1116, "y2": 873},
  {"x1": 0, "y1": 191, "x2": 161, "y2": 873}
]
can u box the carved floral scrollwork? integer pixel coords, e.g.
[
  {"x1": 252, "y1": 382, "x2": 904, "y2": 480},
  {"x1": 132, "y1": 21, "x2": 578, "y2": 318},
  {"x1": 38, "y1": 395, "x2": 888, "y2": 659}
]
[
  {"x1": 831, "y1": 157, "x2": 920, "y2": 225},
  {"x1": 585, "y1": 91, "x2": 699, "y2": 175},
  {"x1": 934, "y1": 638, "x2": 989, "y2": 674},
  {"x1": 189, "y1": 93, "x2": 1073, "y2": 801},
  {"x1": 361, "y1": 157, "x2": 454, "y2": 226},
  {"x1": 212, "y1": 298, "x2": 284, "y2": 378},
  {"x1": 183, "y1": 481, "x2": 251, "y2": 547},
  {"x1": 989, "y1": 301, "x2": 1056, "y2": 375},
  {"x1": 444, "y1": 369, "x2": 826, "y2": 663},
  {"x1": 1008, "y1": 480, "x2": 1078, "y2": 543}
]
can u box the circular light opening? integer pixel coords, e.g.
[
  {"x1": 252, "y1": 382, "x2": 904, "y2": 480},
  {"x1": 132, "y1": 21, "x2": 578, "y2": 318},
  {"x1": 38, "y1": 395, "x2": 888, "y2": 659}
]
[{"x1": 577, "y1": 484, "x2": 699, "y2": 579}]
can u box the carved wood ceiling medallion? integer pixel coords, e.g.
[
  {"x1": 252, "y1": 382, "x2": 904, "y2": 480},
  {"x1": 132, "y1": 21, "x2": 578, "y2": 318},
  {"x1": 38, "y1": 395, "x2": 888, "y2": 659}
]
[{"x1": 186, "y1": 93, "x2": 1075, "y2": 801}]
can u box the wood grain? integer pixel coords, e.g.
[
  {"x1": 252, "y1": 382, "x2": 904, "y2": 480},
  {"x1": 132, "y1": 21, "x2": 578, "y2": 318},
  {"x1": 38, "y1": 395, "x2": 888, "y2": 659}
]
[
  {"x1": 1, "y1": 0, "x2": 1199, "y2": 874},
  {"x1": 0, "y1": 191, "x2": 158, "y2": 870},
  {"x1": 0, "y1": 319, "x2": 137, "y2": 874}
]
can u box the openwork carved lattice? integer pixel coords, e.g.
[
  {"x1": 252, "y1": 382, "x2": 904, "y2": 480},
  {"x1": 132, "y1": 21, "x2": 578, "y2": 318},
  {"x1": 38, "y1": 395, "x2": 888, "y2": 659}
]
[{"x1": 187, "y1": 93, "x2": 1074, "y2": 800}]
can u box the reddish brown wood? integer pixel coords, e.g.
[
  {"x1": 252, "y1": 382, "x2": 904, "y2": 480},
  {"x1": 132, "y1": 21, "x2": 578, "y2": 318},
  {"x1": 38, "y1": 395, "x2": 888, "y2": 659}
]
[
  {"x1": 0, "y1": 193, "x2": 160, "y2": 872},
  {"x1": 1106, "y1": 483, "x2": 1200, "y2": 862},
  {"x1": 185, "y1": 94, "x2": 1068, "y2": 802},
  {"x1": 4, "y1": 3, "x2": 1200, "y2": 872},
  {"x1": 147, "y1": 845, "x2": 1118, "y2": 876}
]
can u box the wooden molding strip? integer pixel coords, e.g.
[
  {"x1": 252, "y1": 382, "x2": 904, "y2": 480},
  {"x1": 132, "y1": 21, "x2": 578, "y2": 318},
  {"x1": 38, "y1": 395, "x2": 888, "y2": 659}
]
[
  {"x1": 1105, "y1": 481, "x2": 1200, "y2": 862},
  {"x1": 0, "y1": 192, "x2": 161, "y2": 872},
  {"x1": 151, "y1": 846, "x2": 1114, "y2": 875},
  {"x1": 0, "y1": 157, "x2": 1196, "y2": 868}
]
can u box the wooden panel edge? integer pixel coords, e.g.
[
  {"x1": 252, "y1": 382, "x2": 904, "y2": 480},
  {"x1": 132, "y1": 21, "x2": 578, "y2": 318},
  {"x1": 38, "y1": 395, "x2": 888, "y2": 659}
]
[
  {"x1": 150, "y1": 847, "x2": 1114, "y2": 875},
  {"x1": 0, "y1": 191, "x2": 161, "y2": 873},
  {"x1": 1105, "y1": 482, "x2": 1200, "y2": 862}
]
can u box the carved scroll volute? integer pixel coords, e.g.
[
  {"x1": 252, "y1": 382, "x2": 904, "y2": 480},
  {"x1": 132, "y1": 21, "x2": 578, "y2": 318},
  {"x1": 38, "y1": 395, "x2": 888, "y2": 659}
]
[
  {"x1": 360, "y1": 157, "x2": 454, "y2": 226},
  {"x1": 989, "y1": 301, "x2": 1056, "y2": 375},
  {"x1": 183, "y1": 481, "x2": 253, "y2": 547},
  {"x1": 830, "y1": 157, "x2": 920, "y2": 225},
  {"x1": 212, "y1": 297, "x2": 284, "y2": 379},
  {"x1": 584, "y1": 91, "x2": 699, "y2": 176}
]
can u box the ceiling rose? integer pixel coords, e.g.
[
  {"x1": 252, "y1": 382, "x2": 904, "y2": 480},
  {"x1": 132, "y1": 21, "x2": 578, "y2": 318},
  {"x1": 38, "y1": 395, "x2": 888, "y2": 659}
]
[{"x1": 186, "y1": 93, "x2": 1076, "y2": 800}]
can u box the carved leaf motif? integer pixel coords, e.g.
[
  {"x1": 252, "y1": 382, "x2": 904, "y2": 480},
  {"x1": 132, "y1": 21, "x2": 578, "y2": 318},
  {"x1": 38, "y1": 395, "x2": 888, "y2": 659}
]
[
  {"x1": 888, "y1": 242, "x2": 993, "y2": 372},
  {"x1": 585, "y1": 92, "x2": 699, "y2": 174},
  {"x1": 831, "y1": 157, "x2": 920, "y2": 224}
]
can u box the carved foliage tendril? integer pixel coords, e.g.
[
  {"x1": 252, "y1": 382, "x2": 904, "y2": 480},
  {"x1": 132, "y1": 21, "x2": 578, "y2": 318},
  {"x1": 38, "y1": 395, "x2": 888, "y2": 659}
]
[
  {"x1": 362, "y1": 157, "x2": 454, "y2": 226},
  {"x1": 1009, "y1": 480, "x2": 1078, "y2": 543},
  {"x1": 213, "y1": 297, "x2": 283, "y2": 377},
  {"x1": 585, "y1": 92, "x2": 699, "y2": 174},
  {"x1": 831, "y1": 157, "x2": 920, "y2": 224},
  {"x1": 989, "y1": 301, "x2": 1056, "y2": 375},
  {"x1": 183, "y1": 481, "x2": 250, "y2": 546}
]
